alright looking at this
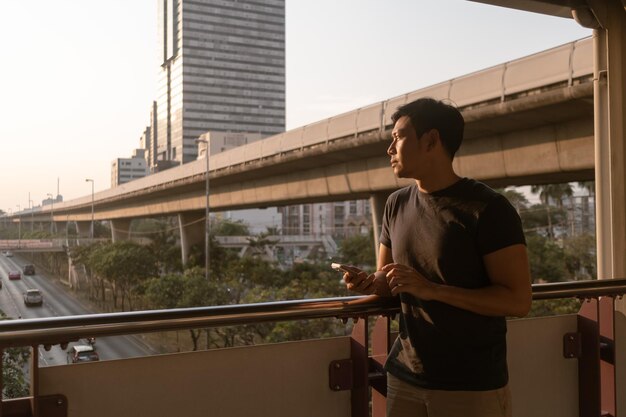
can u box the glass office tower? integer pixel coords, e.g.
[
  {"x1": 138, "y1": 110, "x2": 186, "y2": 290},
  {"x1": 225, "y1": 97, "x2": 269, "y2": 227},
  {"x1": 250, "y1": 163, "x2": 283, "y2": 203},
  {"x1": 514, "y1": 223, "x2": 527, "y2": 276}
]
[{"x1": 155, "y1": 0, "x2": 285, "y2": 166}]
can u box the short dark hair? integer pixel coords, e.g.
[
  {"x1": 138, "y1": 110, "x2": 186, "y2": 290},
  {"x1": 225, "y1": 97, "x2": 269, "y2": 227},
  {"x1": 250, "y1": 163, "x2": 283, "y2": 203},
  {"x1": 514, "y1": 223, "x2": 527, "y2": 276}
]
[{"x1": 391, "y1": 98, "x2": 464, "y2": 159}]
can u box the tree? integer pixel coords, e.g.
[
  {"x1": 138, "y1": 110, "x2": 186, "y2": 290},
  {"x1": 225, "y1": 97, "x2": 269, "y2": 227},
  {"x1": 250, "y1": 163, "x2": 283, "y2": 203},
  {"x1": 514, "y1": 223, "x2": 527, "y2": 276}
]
[
  {"x1": 213, "y1": 219, "x2": 250, "y2": 236},
  {"x1": 87, "y1": 241, "x2": 158, "y2": 310},
  {"x1": 1, "y1": 314, "x2": 29, "y2": 399},
  {"x1": 148, "y1": 226, "x2": 182, "y2": 274},
  {"x1": 526, "y1": 234, "x2": 569, "y2": 283},
  {"x1": 246, "y1": 232, "x2": 279, "y2": 258},
  {"x1": 530, "y1": 183, "x2": 574, "y2": 238},
  {"x1": 338, "y1": 232, "x2": 376, "y2": 268},
  {"x1": 496, "y1": 188, "x2": 529, "y2": 212},
  {"x1": 144, "y1": 267, "x2": 223, "y2": 350},
  {"x1": 520, "y1": 204, "x2": 567, "y2": 237},
  {"x1": 563, "y1": 233, "x2": 597, "y2": 280}
]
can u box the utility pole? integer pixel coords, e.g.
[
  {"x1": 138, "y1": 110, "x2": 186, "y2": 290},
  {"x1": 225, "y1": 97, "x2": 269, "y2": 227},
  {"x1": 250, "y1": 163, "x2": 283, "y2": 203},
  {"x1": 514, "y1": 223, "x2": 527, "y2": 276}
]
[{"x1": 195, "y1": 138, "x2": 210, "y2": 281}]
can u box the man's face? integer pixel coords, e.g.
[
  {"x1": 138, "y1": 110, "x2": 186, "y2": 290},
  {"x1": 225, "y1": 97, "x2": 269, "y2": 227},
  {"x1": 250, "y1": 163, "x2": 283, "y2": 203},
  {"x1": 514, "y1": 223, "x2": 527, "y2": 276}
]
[{"x1": 388, "y1": 115, "x2": 425, "y2": 179}]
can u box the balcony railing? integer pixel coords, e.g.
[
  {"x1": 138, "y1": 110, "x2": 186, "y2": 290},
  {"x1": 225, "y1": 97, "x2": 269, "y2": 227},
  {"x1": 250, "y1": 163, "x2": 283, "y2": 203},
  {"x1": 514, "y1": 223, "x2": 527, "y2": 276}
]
[{"x1": 0, "y1": 279, "x2": 624, "y2": 417}]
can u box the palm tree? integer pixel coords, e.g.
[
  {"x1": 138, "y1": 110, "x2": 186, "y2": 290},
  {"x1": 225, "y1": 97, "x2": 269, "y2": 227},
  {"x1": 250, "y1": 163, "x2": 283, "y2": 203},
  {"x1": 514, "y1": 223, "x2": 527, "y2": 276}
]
[
  {"x1": 577, "y1": 181, "x2": 595, "y2": 234},
  {"x1": 530, "y1": 183, "x2": 574, "y2": 238},
  {"x1": 498, "y1": 188, "x2": 529, "y2": 212}
]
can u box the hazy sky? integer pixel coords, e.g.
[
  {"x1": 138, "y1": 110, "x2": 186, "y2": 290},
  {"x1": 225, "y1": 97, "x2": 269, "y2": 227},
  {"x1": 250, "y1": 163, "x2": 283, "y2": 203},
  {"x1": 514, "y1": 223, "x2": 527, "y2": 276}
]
[{"x1": 0, "y1": 1, "x2": 591, "y2": 213}]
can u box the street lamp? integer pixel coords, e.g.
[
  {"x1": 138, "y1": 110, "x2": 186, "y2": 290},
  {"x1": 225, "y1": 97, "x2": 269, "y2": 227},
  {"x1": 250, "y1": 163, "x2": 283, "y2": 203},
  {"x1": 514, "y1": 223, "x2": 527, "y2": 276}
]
[
  {"x1": 16, "y1": 204, "x2": 21, "y2": 248},
  {"x1": 47, "y1": 193, "x2": 54, "y2": 235},
  {"x1": 29, "y1": 198, "x2": 34, "y2": 233},
  {"x1": 85, "y1": 179, "x2": 95, "y2": 239},
  {"x1": 195, "y1": 138, "x2": 210, "y2": 281}
]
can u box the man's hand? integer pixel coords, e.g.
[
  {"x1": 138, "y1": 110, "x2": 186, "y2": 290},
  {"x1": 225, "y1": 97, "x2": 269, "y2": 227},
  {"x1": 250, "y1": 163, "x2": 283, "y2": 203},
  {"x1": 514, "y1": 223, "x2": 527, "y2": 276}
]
[
  {"x1": 382, "y1": 263, "x2": 438, "y2": 299},
  {"x1": 343, "y1": 266, "x2": 392, "y2": 297}
]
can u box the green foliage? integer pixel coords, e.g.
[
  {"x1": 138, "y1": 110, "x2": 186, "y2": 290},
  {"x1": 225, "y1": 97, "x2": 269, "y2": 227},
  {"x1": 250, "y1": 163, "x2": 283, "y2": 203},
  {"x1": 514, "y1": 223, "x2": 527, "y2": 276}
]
[
  {"x1": 147, "y1": 226, "x2": 182, "y2": 273},
  {"x1": 496, "y1": 188, "x2": 529, "y2": 211},
  {"x1": 0, "y1": 313, "x2": 29, "y2": 399},
  {"x1": 526, "y1": 234, "x2": 568, "y2": 283},
  {"x1": 520, "y1": 204, "x2": 567, "y2": 236},
  {"x1": 70, "y1": 241, "x2": 158, "y2": 310},
  {"x1": 337, "y1": 232, "x2": 376, "y2": 268},
  {"x1": 563, "y1": 233, "x2": 596, "y2": 280},
  {"x1": 213, "y1": 219, "x2": 250, "y2": 236},
  {"x1": 530, "y1": 183, "x2": 574, "y2": 208},
  {"x1": 528, "y1": 298, "x2": 581, "y2": 318}
]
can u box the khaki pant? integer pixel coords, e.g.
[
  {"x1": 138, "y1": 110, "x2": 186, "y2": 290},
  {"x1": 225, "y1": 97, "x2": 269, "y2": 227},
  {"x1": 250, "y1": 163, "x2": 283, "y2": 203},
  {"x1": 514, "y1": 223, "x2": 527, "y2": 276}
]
[{"x1": 386, "y1": 373, "x2": 512, "y2": 417}]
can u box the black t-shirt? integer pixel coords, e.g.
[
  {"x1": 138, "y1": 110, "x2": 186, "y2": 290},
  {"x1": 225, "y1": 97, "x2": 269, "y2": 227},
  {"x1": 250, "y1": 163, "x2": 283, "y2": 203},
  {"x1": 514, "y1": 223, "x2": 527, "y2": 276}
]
[{"x1": 380, "y1": 178, "x2": 526, "y2": 391}]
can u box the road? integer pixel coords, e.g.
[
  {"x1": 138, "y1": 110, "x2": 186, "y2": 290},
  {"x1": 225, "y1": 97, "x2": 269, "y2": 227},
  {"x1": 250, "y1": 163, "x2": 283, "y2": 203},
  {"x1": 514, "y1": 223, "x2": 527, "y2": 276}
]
[{"x1": 0, "y1": 252, "x2": 156, "y2": 366}]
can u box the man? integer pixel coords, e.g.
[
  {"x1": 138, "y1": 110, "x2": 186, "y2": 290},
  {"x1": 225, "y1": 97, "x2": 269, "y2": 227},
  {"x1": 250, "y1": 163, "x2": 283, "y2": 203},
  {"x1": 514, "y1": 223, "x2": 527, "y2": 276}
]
[{"x1": 343, "y1": 98, "x2": 531, "y2": 417}]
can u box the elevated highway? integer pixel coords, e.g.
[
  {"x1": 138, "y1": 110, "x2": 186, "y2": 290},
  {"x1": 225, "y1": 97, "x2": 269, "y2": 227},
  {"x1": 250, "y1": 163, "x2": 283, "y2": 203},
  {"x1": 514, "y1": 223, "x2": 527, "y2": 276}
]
[
  {"x1": 18, "y1": 37, "x2": 594, "y2": 225},
  {"x1": 4, "y1": 37, "x2": 597, "y2": 262}
]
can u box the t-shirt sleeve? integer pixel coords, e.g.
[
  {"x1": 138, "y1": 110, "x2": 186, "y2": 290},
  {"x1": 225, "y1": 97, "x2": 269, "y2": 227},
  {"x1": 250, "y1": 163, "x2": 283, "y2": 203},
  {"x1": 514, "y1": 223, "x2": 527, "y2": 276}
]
[
  {"x1": 476, "y1": 195, "x2": 526, "y2": 255},
  {"x1": 379, "y1": 197, "x2": 393, "y2": 249}
]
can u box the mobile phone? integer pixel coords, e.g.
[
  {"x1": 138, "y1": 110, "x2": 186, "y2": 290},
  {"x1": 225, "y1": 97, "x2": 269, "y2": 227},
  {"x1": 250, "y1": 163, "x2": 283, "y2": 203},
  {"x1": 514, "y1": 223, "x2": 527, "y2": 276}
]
[{"x1": 331, "y1": 263, "x2": 356, "y2": 274}]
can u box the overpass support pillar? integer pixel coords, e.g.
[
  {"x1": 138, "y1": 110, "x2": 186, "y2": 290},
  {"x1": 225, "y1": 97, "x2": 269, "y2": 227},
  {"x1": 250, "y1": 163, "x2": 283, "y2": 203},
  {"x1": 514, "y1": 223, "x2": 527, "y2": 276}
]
[
  {"x1": 179, "y1": 212, "x2": 205, "y2": 267},
  {"x1": 111, "y1": 218, "x2": 132, "y2": 242},
  {"x1": 590, "y1": 2, "x2": 626, "y2": 290},
  {"x1": 369, "y1": 192, "x2": 389, "y2": 266},
  {"x1": 75, "y1": 221, "x2": 91, "y2": 238},
  {"x1": 586, "y1": 6, "x2": 626, "y2": 417}
]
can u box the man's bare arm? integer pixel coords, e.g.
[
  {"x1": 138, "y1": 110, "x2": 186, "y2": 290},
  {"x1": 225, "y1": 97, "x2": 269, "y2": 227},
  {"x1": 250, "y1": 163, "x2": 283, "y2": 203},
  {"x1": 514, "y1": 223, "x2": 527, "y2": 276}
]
[{"x1": 384, "y1": 244, "x2": 532, "y2": 317}]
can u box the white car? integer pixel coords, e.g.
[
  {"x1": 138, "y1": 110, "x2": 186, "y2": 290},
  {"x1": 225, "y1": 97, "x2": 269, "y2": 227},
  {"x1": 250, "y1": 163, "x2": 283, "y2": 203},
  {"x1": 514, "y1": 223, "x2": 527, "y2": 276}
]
[
  {"x1": 23, "y1": 289, "x2": 43, "y2": 306},
  {"x1": 4, "y1": 251, "x2": 13, "y2": 257},
  {"x1": 67, "y1": 345, "x2": 99, "y2": 363}
]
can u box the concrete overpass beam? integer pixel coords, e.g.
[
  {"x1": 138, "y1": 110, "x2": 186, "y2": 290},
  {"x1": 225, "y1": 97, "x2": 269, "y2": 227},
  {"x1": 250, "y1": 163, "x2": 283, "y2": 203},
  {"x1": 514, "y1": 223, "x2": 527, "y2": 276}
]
[
  {"x1": 111, "y1": 218, "x2": 132, "y2": 242},
  {"x1": 178, "y1": 212, "x2": 205, "y2": 267},
  {"x1": 369, "y1": 192, "x2": 389, "y2": 266}
]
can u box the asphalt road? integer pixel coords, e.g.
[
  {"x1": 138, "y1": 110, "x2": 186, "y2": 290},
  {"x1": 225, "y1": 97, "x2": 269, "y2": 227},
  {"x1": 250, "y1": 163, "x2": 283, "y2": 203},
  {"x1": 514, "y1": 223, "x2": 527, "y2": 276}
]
[{"x1": 0, "y1": 252, "x2": 156, "y2": 366}]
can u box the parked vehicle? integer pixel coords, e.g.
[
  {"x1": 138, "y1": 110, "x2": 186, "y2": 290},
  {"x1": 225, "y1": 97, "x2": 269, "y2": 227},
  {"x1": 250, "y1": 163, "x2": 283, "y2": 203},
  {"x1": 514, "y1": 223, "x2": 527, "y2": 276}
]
[
  {"x1": 67, "y1": 345, "x2": 99, "y2": 363},
  {"x1": 23, "y1": 289, "x2": 43, "y2": 306},
  {"x1": 8, "y1": 271, "x2": 21, "y2": 280},
  {"x1": 5, "y1": 251, "x2": 13, "y2": 257},
  {"x1": 23, "y1": 264, "x2": 35, "y2": 275}
]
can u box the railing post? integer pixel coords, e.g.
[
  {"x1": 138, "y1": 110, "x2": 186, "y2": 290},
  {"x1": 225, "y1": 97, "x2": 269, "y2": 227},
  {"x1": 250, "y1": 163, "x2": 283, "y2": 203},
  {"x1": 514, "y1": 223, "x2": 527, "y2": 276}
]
[
  {"x1": 350, "y1": 317, "x2": 369, "y2": 417},
  {"x1": 578, "y1": 296, "x2": 616, "y2": 417},
  {"x1": 599, "y1": 297, "x2": 616, "y2": 417},
  {"x1": 371, "y1": 316, "x2": 390, "y2": 417},
  {"x1": 0, "y1": 347, "x2": 4, "y2": 417},
  {"x1": 30, "y1": 345, "x2": 39, "y2": 417}
]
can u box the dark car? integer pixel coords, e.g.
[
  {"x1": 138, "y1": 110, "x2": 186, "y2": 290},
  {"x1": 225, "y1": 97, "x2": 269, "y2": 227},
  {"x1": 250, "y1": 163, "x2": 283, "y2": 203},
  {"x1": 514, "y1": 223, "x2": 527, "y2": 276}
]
[
  {"x1": 67, "y1": 345, "x2": 100, "y2": 364},
  {"x1": 8, "y1": 271, "x2": 21, "y2": 280},
  {"x1": 23, "y1": 264, "x2": 35, "y2": 275}
]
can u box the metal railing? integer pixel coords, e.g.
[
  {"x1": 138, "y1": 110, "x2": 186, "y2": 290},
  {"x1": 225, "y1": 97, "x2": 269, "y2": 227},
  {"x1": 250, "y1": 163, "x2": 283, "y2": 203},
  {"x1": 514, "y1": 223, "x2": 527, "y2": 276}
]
[
  {"x1": 0, "y1": 278, "x2": 625, "y2": 417},
  {"x1": 0, "y1": 279, "x2": 624, "y2": 349}
]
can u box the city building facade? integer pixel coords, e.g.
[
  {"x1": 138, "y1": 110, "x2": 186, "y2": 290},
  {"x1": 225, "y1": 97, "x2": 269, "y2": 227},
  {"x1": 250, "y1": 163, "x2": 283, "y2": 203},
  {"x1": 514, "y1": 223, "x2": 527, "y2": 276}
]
[
  {"x1": 111, "y1": 149, "x2": 149, "y2": 186},
  {"x1": 152, "y1": 0, "x2": 285, "y2": 169}
]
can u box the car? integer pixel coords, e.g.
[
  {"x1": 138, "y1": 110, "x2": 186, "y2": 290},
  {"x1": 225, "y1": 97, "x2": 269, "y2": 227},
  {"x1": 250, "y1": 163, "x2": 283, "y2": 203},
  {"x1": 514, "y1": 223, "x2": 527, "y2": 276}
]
[
  {"x1": 23, "y1": 264, "x2": 35, "y2": 275},
  {"x1": 66, "y1": 345, "x2": 99, "y2": 364},
  {"x1": 8, "y1": 271, "x2": 21, "y2": 280},
  {"x1": 5, "y1": 251, "x2": 13, "y2": 257},
  {"x1": 23, "y1": 289, "x2": 43, "y2": 306}
]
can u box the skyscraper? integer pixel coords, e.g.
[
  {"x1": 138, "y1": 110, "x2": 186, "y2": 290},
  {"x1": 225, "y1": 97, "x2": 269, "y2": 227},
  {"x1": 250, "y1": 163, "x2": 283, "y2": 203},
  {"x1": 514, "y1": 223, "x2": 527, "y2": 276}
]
[{"x1": 154, "y1": 0, "x2": 285, "y2": 168}]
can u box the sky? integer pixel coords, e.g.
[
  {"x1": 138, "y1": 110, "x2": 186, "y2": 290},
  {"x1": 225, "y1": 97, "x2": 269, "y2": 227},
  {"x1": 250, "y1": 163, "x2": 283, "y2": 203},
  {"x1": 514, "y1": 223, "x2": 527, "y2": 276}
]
[{"x1": 0, "y1": 0, "x2": 592, "y2": 214}]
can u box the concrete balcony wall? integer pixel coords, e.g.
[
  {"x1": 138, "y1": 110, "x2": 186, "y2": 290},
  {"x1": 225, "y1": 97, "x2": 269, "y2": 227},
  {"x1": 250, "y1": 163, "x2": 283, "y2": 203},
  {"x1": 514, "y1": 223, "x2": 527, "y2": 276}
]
[
  {"x1": 39, "y1": 337, "x2": 351, "y2": 417},
  {"x1": 33, "y1": 313, "x2": 610, "y2": 417},
  {"x1": 508, "y1": 315, "x2": 578, "y2": 417}
]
